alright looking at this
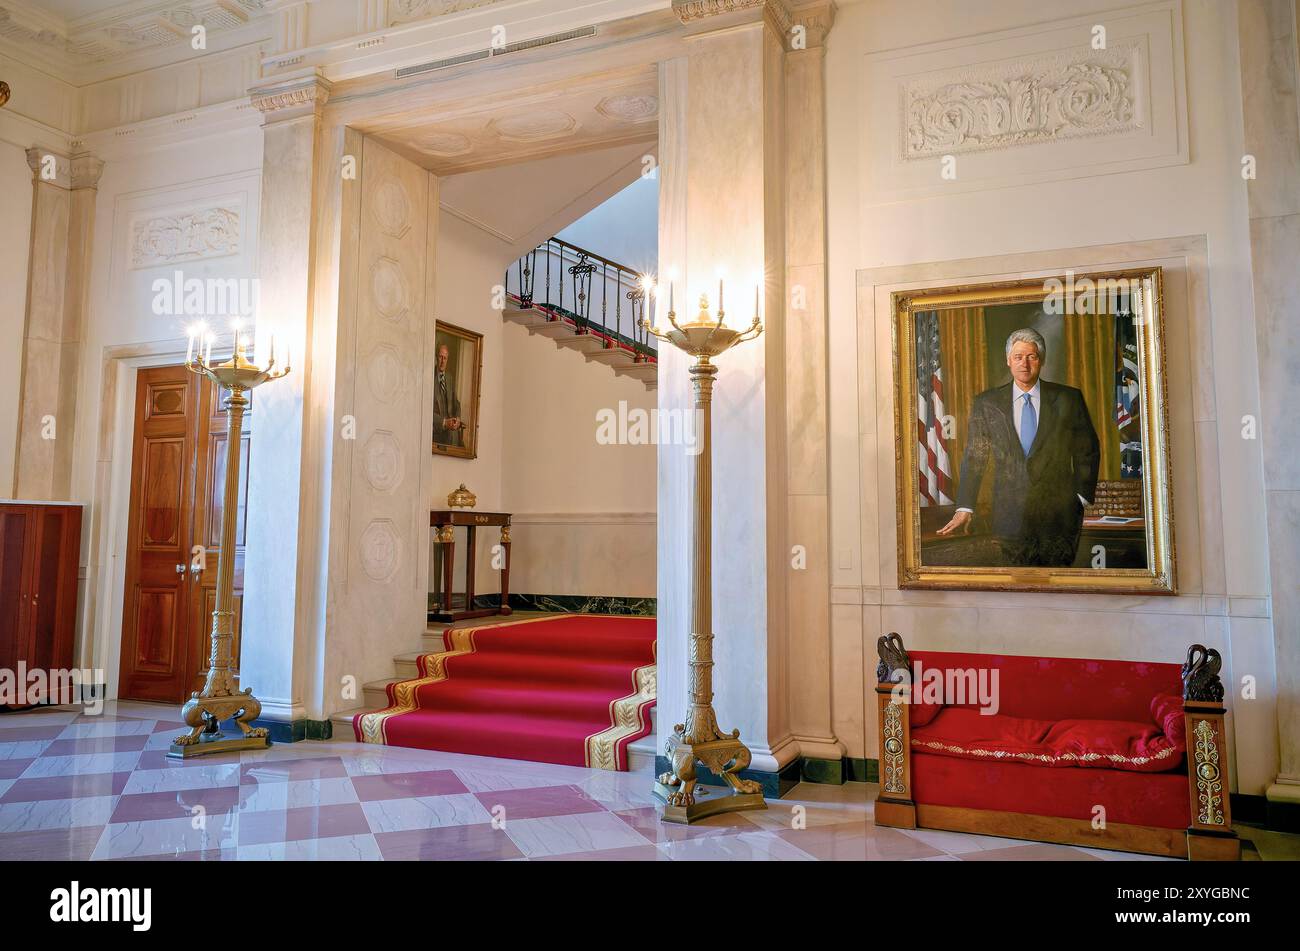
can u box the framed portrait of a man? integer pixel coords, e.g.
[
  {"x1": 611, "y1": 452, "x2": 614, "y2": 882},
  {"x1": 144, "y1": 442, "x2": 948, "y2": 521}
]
[
  {"x1": 891, "y1": 267, "x2": 1175, "y2": 594},
  {"x1": 432, "y1": 321, "x2": 483, "y2": 460}
]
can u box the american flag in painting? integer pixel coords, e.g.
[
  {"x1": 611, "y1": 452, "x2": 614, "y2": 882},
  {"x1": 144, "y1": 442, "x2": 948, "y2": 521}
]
[
  {"x1": 915, "y1": 311, "x2": 953, "y2": 506},
  {"x1": 1114, "y1": 295, "x2": 1143, "y2": 478}
]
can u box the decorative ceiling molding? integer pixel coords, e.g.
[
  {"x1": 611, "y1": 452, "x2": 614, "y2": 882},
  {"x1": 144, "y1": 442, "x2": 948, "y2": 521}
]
[
  {"x1": 0, "y1": 0, "x2": 268, "y2": 67},
  {"x1": 672, "y1": 0, "x2": 793, "y2": 35},
  {"x1": 387, "y1": 0, "x2": 509, "y2": 28}
]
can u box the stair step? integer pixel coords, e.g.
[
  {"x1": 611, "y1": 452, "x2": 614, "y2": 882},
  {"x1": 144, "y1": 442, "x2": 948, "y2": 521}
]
[
  {"x1": 504, "y1": 307, "x2": 550, "y2": 328},
  {"x1": 528, "y1": 320, "x2": 577, "y2": 339},
  {"x1": 363, "y1": 678, "x2": 401, "y2": 710},
  {"x1": 584, "y1": 347, "x2": 636, "y2": 367},
  {"x1": 393, "y1": 651, "x2": 423, "y2": 679},
  {"x1": 327, "y1": 707, "x2": 367, "y2": 743},
  {"x1": 614, "y1": 361, "x2": 658, "y2": 384},
  {"x1": 554, "y1": 332, "x2": 611, "y2": 354}
]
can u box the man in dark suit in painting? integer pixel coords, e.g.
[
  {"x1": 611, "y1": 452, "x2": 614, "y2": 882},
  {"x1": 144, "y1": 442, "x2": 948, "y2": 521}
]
[
  {"x1": 433, "y1": 343, "x2": 463, "y2": 447},
  {"x1": 937, "y1": 328, "x2": 1100, "y2": 567}
]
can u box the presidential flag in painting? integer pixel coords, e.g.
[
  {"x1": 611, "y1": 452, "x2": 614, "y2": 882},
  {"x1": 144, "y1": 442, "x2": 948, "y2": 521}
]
[
  {"x1": 915, "y1": 311, "x2": 953, "y2": 506},
  {"x1": 1115, "y1": 302, "x2": 1143, "y2": 479}
]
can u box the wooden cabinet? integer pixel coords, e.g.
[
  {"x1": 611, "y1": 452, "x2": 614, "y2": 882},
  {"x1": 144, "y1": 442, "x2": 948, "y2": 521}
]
[{"x1": 0, "y1": 502, "x2": 82, "y2": 705}]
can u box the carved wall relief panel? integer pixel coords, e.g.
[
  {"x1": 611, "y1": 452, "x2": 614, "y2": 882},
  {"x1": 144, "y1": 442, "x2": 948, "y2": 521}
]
[
  {"x1": 861, "y1": 2, "x2": 1187, "y2": 199},
  {"x1": 902, "y1": 41, "x2": 1140, "y2": 159},
  {"x1": 130, "y1": 204, "x2": 241, "y2": 268}
]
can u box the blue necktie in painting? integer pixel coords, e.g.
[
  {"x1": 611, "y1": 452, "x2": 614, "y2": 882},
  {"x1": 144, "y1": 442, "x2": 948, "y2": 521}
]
[{"x1": 1020, "y1": 393, "x2": 1037, "y2": 456}]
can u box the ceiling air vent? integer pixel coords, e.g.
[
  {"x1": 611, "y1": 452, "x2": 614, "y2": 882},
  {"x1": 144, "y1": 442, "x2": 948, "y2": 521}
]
[
  {"x1": 395, "y1": 25, "x2": 597, "y2": 79},
  {"x1": 498, "y1": 25, "x2": 597, "y2": 56},
  {"x1": 396, "y1": 48, "x2": 491, "y2": 78}
]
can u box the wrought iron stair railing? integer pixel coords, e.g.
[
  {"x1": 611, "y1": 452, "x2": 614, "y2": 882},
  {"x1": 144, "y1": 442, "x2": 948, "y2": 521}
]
[{"x1": 504, "y1": 237, "x2": 657, "y2": 360}]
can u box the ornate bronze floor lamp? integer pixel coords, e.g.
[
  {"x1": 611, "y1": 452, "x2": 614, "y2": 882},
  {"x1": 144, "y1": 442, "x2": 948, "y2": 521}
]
[
  {"x1": 168, "y1": 329, "x2": 289, "y2": 758},
  {"x1": 642, "y1": 281, "x2": 768, "y2": 823}
]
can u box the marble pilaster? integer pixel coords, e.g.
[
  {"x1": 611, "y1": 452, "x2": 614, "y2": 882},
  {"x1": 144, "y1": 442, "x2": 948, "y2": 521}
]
[
  {"x1": 238, "y1": 72, "x2": 333, "y2": 726},
  {"x1": 12, "y1": 150, "x2": 102, "y2": 501},
  {"x1": 1235, "y1": 0, "x2": 1300, "y2": 807},
  {"x1": 783, "y1": 1, "x2": 840, "y2": 765},
  {"x1": 657, "y1": 0, "x2": 836, "y2": 775}
]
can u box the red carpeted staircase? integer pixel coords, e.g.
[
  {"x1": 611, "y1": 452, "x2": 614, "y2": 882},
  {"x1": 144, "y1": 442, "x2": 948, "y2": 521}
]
[{"x1": 353, "y1": 615, "x2": 656, "y2": 770}]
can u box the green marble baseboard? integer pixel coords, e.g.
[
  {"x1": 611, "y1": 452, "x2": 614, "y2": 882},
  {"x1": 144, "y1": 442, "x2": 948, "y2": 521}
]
[
  {"x1": 801, "y1": 757, "x2": 878, "y2": 785},
  {"x1": 655, "y1": 755, "x2": 801, "y2": 800},
  {"x1": 244, "y1": 717, "x2": 333, "y2": 743}
]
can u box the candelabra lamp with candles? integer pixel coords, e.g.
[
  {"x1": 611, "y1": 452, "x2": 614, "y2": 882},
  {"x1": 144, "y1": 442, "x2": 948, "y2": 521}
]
[
  {"x1": 168, "y1": 327, "x2": 290, "y2": 758},
  {"x1": 641, "y1": 278, "x2": 767, "y2": 823}
]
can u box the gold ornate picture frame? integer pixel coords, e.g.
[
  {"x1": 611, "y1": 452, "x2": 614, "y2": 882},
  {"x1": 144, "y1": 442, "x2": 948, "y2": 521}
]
[
  {"x1": 891, "y1": 267, "x2": 1175, "y2": 594},
  {"x1": 432, "y1": 321, "x2": 483, "y2": 460}
]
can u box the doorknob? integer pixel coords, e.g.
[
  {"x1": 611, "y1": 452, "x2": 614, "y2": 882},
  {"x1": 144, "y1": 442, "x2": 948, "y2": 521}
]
[{"x1": 175, "y1": 563, "x2": 188, "y2": 574}]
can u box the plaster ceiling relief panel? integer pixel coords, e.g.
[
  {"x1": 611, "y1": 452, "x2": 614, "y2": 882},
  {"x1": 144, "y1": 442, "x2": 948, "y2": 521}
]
[
  {"x1": 414, "y1": 131, "x2": 473, "y2": 158},
  {"x1": 595, "y1": 94, "x2": 658, "y2": 124},
  {"x1": 369, "y1": 256, "x2": 411, "y2": 324},
  {"x1": 1, "y1": 0, "x2": 269, "y2": 68},
  {"x1": 490, "y1": 109, "x2": 579, "y2": 143}
]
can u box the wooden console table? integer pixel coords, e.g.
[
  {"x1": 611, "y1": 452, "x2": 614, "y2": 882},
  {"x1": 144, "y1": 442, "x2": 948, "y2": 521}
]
[{"x1": 430, "y1": 510, "x2": 512, "y2": 623}]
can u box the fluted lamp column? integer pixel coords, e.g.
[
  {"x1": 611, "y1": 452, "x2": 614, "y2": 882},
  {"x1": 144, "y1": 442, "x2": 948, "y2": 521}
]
[
  {"x1": 642, "y1": 279, "x2": 767, "y2": 823},
  {"x1": 168, "y1": 327, "x2": 290, "y2": 758}
]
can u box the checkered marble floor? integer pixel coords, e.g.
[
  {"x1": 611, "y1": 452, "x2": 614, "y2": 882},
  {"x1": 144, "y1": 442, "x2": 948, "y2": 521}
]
[{"x1": 0, "y1": 701, "x2": 1292, "y2": 861}]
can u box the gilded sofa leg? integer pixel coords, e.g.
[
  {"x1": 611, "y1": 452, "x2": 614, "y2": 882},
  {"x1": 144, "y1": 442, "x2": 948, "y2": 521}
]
[
  {"x1": 1181, "y1": 645, "x2": 1241, "y2": 861},
  {"x1": 873, "y1": 633, "x2": 916, "y2": 829}
]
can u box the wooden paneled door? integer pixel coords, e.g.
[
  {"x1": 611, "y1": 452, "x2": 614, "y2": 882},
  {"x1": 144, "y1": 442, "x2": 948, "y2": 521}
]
[
  {"x1": 118, "y1": 365, "x2": 252, "y2": 703},
  {"x1": 0, "y1": 506, "x2": 34, "y2": 677}
]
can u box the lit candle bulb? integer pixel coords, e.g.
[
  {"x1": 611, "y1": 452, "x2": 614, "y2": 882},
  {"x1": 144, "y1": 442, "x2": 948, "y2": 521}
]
[
  {"x1": 718, "y1": 277, "x2": 724, "y2": 315},
  {"x1": 755, "y1": 282, "x2": 760, "y2": 321},
  {"x1": 185, "y1": 328, "x2": 195, "y2": 365},
  {"x1": 270, "y1": 335, "x2": 276, "y2": 365}
]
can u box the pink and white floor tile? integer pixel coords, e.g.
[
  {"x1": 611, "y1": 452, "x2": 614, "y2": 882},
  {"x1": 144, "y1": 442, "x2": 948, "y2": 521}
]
[{"x1": 0, "y1": 701, "x2": 1293, "y2": 862}]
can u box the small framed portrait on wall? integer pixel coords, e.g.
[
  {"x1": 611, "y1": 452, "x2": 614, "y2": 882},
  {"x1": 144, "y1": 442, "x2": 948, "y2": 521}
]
[
  {"x1": 891, "y1": 267, "x2": 1175, "y2": 594},
  {"x1": 432, "y1": 321, "x2": 483, "y2": 460}
]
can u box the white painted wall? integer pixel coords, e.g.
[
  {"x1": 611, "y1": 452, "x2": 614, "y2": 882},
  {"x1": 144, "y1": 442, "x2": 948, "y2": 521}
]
[
  {"x1": 501, "y1": 321, "x2": 657, "y2": 598},
  {"x1": 556, "y1": 173, "x2": 660, "y2": 277},
  {"x1": 429, "y1": 205, "x2": 658, "y2": 601},
  {"x1": 825, "y1": 0, "x2": 1277, "y2": 793},
  {"x1": 431, "y1": 209, "x2": 510, "y2": 511},
  {"x1": 73, "y1": 125, "x2": 265, "y2": 699}
]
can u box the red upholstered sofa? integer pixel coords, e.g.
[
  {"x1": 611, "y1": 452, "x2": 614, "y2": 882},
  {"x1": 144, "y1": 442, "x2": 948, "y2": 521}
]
[{"x1": 872, "y1": 634, "x2": 1240, "y2": 860}]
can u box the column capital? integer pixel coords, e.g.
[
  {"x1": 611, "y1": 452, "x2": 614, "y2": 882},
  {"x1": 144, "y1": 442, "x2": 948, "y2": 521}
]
[
  {"x1": 25, "y1": 149, "x2": 106, "y2": 189},
  {"x1": 673, "y1": 0, "x2": 835, "y2": 50},
  {"x1": 26, "y1": 147, "x2": 68, "y2": 187},
  {"x1": 249, "y1": 71, "x2": 333, "y2": 122},
  {"x1": 789, "y1": 0, "x2": 835, "y2": 49},
  {"x1": 71, "y1": 155, "x2": 106, "y2": 189}
]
